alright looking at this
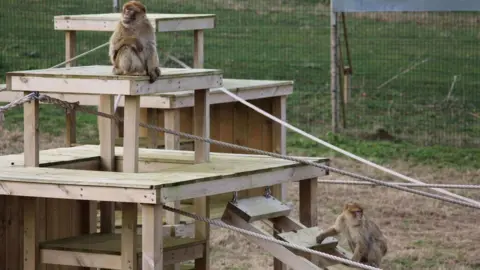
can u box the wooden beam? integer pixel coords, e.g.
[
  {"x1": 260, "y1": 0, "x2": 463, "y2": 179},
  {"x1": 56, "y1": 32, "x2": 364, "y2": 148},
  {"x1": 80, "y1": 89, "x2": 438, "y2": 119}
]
[
  {"x1": 272, "y1": 95, "x2": 287, "y2": 270},
  {"x1": 64, "y1": 30, "x2": 77, "y2": 146},
  {"x1": 99, "y1": 94, "x2": 116, "y2": 242},
  {"x1": 122, "y1": 95, "x2": 140, "y2": 270},
  {"x1": 193, "y1": 28, "x2": 210, "y2": 270},
  {"x1": 23, "y1": 91, "x2": 40, "y2": 270},
  {"x1": 164, "y1": 108, "x2": 182, "y2": 270},
  {"x1": 222, "y1": 208, "x2": 321, "y2": 270},
  {"x1": 141, "y1": 204, "x2": 164, "y2": 270}
]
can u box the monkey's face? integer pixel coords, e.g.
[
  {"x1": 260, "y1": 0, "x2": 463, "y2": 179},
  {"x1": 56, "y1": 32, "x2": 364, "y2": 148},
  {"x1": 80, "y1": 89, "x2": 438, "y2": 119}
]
[
  {"x1": 122, "y1": 1, "x2": 146, "y2": 25},
  {"x1": 345, "y1": 202, "x2": 364, "y2": 222}
]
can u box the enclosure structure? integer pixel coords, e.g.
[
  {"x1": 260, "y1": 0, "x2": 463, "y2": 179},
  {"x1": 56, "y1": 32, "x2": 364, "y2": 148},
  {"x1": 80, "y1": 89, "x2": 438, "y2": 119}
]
[
  {"x1": 0, "y1": 10, "x2": 358, "y2": 270},
  {"x1": 54, "y1": 12, "x2": 291, "y2": 224}
]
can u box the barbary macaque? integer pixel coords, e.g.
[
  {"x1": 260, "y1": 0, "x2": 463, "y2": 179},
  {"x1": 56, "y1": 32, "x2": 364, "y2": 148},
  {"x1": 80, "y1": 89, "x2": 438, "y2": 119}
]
[
  {"x1": 316, "y1": 202, "x2": 388, "y2": 267},
  {"x1": 109, "y1": 0, "x2": 161, "y2": 83}
]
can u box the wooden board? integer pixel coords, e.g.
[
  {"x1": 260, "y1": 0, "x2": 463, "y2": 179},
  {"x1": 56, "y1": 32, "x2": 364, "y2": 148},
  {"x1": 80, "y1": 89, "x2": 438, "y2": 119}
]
[
  {"x1": 0, "y1": 145, "x2": 326, "y2": 188},
  {"x1": 6, "y1": 66, "x2": 223, "y2": 95},
  {"x1": 0, "y1": 79, "x2": 293, "y2": 109},
  {"x1": 226, "y1": 196, "x2": 292, "y2": 223},
  {"x1": 40, "y1": 233, "x2": 204, "y2": 254},
  {"x1": 277, "y1": 227, "x2": 338, "y2": 251},
  {"x1": 54, "y1": 13, "x2": 216, "y2": 32}
]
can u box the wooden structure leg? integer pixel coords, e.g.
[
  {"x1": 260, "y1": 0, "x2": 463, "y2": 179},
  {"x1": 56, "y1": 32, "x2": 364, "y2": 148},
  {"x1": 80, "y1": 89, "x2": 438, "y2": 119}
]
[
  {"x1": 193, "y1": 29, "x2": 210, "y2": 270},
  {"x1": 164, "y1": 109, "x2": 181, "y2": 270},
  {"x1": 64, "y1": 30, "x2": 77, "y2": 147},
  {"x1": 99, "y1": 94, "x2": 116, "y2": 239},
  {"x1": 193, "y1": 89, "x2": 210, "y2": 270},
  {"x1": 122, "y1": 96, "x2": 140, "y2": 270},
  {"x1": 299, "y1": 178, "x2": 319, "y2": 265},
  {"x1": 147, "y1": 108, "x2": 159, "y2": 148},
  {"x1": 141, "y1": 203, "x2": 164, "y2": 270},
  {"x1": 272, "y1": 95, "x2": 287, "y2": 270},
  {"x1": 23, "y1": 94, "x2": 40, "y2": 270}
]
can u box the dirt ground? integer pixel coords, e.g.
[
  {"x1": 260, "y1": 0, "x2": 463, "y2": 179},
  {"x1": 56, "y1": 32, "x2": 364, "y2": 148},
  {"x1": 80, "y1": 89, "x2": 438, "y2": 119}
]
[{"x1": 1, "y1": 130, "x2": 479, "y2": 270}]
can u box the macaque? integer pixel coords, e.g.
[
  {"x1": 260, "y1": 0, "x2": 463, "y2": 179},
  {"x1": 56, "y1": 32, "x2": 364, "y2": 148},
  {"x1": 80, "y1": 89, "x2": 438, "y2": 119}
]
[
  {"x1": 108, "y1": 0, "x2": 161, "y2": 83},
  {"x1": 316, "y1": 202, "x2": 388, "y2": 267}
]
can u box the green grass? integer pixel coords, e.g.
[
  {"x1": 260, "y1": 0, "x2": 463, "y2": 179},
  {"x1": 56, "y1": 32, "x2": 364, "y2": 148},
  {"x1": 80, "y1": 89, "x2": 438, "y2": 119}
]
[{"x1": 0, "y1": 0, "x2": 479, "y2": 169}]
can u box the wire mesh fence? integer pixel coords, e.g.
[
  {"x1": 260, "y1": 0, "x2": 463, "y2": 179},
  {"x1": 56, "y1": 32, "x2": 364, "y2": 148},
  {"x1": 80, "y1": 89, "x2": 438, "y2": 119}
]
[{"x1": 0, "y1": 0, "x2": 478, "y2": 149}]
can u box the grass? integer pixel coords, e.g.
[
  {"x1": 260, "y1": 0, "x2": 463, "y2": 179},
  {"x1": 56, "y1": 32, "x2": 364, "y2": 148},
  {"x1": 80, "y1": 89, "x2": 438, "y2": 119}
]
[
  {"x1": 1, "y1": 0, "x2": 479, "y2": 170},
  {"x1": 0, "y1": 2, "x2": 479, "y2": 268}
]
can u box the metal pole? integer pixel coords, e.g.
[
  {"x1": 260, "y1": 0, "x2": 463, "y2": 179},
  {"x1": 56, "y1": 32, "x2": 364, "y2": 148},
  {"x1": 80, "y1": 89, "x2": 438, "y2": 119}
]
[
  {"x1": 113, "y1": 0, "x2": 120, "y2": 12},
  {"x1": 330, "y1": 2, "x2": 340, "y2": 133}
]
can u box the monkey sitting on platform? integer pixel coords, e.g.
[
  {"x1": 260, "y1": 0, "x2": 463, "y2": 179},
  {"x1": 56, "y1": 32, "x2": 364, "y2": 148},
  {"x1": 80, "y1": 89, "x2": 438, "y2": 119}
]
[
  {"x1": 109, "y1": 0, "x2": 161, "y2": 83},
  {"x1": 316, "y1": 202, "x2": 388, "y2": 267}
]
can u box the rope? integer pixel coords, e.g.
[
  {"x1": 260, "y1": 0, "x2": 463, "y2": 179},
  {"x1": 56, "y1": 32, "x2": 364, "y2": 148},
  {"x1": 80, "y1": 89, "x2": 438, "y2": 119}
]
[
  {"x1": 23, "y1": 94, "x2": 480, "y2": 211},
  {"x1": 317, "y1": 180, "x2": 480, "y2": 189},
  {"x1": 162, "y1": 205, "x2": 381, "y2": 270},
  {"x1": 162, "y1": 51, "x2": 480, "y2": 208}
]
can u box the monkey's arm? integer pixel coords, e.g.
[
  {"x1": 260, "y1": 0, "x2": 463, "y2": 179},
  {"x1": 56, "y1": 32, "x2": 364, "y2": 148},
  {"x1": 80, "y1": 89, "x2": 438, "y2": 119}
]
[
  {"x1": 144, "y1": 39, "x2": 161, "y2": 83},
  {"x1": 316, "y1": 226, "x2": 338, "y2": 244}
]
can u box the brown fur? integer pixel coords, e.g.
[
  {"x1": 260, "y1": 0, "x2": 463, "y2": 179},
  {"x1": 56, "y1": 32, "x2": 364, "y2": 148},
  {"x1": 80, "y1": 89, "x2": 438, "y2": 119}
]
[
  {"x1": 108, "y1": 0, "x2": 161, "y2": 83},
  {"x1": 316, "y1": 202, "x2": 388, "y2": 267}
]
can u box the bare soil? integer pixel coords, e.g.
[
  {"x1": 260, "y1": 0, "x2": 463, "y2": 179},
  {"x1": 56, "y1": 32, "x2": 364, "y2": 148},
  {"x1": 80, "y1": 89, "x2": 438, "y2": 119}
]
[{"x1": 2, "y1": 130, "x2": 479, "y2": 270}]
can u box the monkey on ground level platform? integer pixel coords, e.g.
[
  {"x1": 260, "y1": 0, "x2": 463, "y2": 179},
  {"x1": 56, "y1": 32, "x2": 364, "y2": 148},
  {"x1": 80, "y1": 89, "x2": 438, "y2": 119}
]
[
  {"x1": 108, "y1": 0, "x2": 161, "y2": 83},
  {"x1": 316, "y1": 202, "x2": 388, "y2": 267}
]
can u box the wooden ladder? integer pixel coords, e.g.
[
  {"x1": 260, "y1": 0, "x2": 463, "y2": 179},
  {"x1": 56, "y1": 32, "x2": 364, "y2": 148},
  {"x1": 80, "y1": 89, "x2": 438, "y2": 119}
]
[{"x1": 221, "y1": 195, "x2": 357, "y2": 270}]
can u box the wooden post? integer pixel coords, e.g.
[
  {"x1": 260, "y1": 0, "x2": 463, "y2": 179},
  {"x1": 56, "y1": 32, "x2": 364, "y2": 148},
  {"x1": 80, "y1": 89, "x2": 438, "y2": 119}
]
[
  {"x1": 272, "y1": 95, "x2": 287, "y2": 270},
  {"x1": 343, "y1": 66, "x2": 352, "y2": 104},
  {"x1": 193, "y1": 29, "x2": 210, "y2": 270},
  {"x1": 122, "y1": 95, "x2": 140, "y2": 270},
  {"x1": 65, "y1": 31, "x2": 77, "y2": 146},
  {"x1": 23, "y1": 92, "x2": 39, "y2": 270},
  {"x1": 141, "y1": 203, "x2": 164, "y2": 270},
  {"x1": 299, "y1": 178, "x2": 318, "y2": 265},
  {"x1": 147, "y1": 108, "x2": 159, "y2": 148},
  {"x1": 163, "y1": 108, "x2": 181, "y2": 270},
  {"x1": 164, "y1": 109, "x2": 181, "y2": 224},
  {"x1": 99, "y1": 95, "x2": 116, "y2": 238},
  {"x1": 330, "y1": 5, "x2": 340, "y2": 133}
]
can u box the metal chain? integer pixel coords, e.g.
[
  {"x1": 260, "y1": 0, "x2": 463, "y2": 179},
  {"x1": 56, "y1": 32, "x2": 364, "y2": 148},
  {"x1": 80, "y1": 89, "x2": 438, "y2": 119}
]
[
  {"x1": 33, "y1": 94, "x2": 480, "y2": 211},
  {"x1": 162, "y1": 205, "x2": 381, "y2": 270}
]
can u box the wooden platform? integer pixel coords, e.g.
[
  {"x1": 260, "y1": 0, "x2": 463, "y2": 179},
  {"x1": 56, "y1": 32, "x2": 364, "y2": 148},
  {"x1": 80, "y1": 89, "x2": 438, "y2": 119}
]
[
  {"x1": 40, "y1": 233, "x2": 205, "y2": 269},
  {"x1": 0, "y1": 145, "x2": 328, "y2": 203},
  {"x1": 0, "y1": 79, "x2": 292, "y2": 109},
  {"x1": 5, "y1": 65, "x2": 223, "y2": 95},
  {"x1": 54, "y1": 13, "x2": 216, "y2": 32}
]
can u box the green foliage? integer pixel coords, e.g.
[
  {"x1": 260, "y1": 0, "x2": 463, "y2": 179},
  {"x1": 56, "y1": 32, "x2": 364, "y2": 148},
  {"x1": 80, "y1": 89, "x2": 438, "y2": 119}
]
[{"x1": 0, "y1": 0, "x2": 478, "y2": 169}]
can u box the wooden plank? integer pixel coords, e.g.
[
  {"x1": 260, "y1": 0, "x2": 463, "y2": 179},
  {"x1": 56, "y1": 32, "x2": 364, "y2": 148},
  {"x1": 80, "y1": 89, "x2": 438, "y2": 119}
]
[
  {"x1": 226, "y1": 196, "x2": 292, "y2": 223},
  {"x1": 23, "y1": 90, "x2": 40, "y2": 270},
  {"x1": 277, "y1": 227, "x2": 338, "y2": 251},
  {"x1": 272, "y1": 96, "x2": 287, "y2": 270},
  {"x1": 40, "y1": 233, "x2": 205, "y2": 254},
  {"x1": 122, "y1": 203, "x2": 138, "y2": 270},
  {"x1": 53, "y1": 13, "x2": 216, "y2": 32},
  {"x1": 299, "y1": 178, "x2": 318, "y2": 227},
  {"x1": 6, "y1": 66, "x2": 223, "y2": 95},
  {"x1": 221, "y1": 208, "x2": 321, "y2": 270},
  {"x1": 64, "y1": 30, "x2": 77, "y2": 148},
  {"x1": 40, "y1": 246, "x2": 204, "y2": 270},
  {"x1": 270, "y1": 216, "x2": 353, "y2": 266},
  {"x1": 6, "y1": 197, "x2": 21, "y2": 270},
  {"x1": 99, "y1": 94, "x2": 116, "y2": 256},
  {"x1": 0, "y1": 79, "x2": 293, "y2": 109},
  {"x1": 147, "y1": 108, "x2": 159, "y2": 148},
  {"x1": 141, "y1": 204, "x2": 164, "y2": 270},
  {"x1": 164, "y1": 109, "x2": 182, "y2": 230}
]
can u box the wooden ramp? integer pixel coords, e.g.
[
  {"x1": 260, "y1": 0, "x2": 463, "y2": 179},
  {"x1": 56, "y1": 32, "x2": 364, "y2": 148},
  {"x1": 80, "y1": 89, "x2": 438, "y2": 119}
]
[{"x1": 221, "y1": 195, "x2": 357, "y2": 270}]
